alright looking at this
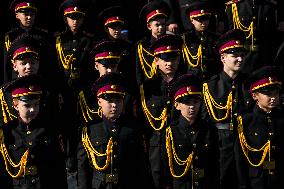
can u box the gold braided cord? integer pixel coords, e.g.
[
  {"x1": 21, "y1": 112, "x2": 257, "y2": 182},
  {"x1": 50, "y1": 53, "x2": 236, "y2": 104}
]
[
  {"x1": 137, "y1": 42, "x2": 157, "y2": 79},
  {"x1": 0, "y1": 88, "x2": 16, "y2": 124},
  {"x1": 5, "y1": 35, "x2": 11, "y2": 52},
  {"x1": 82, "y1": 127, "x2": 113, "y2": 171},
  {"x1": 139, "y1": 85, "x2": 167, "y2": 131},
  {"x1": 231, "y1": 3, "x2": 254, "y2": 50},
  {"x1": 78, "y1": 91, "x2": 102, "y2": 123},
  {"x1": 237, "y1": 116, "x2": 270, "y2": 167},
  {"x1": 0, "y1": 129, "x2": 29, "y2": 178},
  {"x1": 182, "y1": 35, "x2": 203, "y2": 68},
  {"x1": 203, "y1": 83, "x2": 233, "y2": 122},
  {"x1": 55, "y1": 36, "x2": 75, "y2": 70},
  {"x1": 166, "y1": 127, "x2": 194, "y2": 178}
]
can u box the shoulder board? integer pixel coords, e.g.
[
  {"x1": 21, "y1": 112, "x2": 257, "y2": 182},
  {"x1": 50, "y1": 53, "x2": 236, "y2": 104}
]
[
  {"x1": 83, "y1": 31, "x2": 94, "y2": 38},
  {"x1": 225, "y1": 0, "x2": 243, "y2": 6}
]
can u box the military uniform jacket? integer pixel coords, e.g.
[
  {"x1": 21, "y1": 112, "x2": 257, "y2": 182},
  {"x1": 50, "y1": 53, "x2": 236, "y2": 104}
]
[
  {"x1": 55, "y1": 29, "x2": 93, "y2": 93},
  {"x1": 236, "y1": 106, "x2": 284, "y2": 189},
  {"x1": 163, "y1": 116, "x2": 219, "y2": 189},
  {"x1": 3, "y1": 26, "x2": 51, "y2": 83},
  {"x1": 77, "y1": 116, "x2": 149, "y2": 189},
  {"x1": 203, "y1": 71, "x2": 249, "y2": 130},
  {"x1": 0, "y1": 116, "x2": 67, "y2": 189},
  {"x1": 182, "y1": 29, "x2": 221, "y2": 80}
]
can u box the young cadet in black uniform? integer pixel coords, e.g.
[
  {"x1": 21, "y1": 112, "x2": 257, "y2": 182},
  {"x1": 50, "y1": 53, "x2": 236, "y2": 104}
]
[
  {"x1": 224, "y1": 0, "x2": 282, "y2": 72},
  {"x1": 182, "y1": 0, "x2": 221, "y2": 80},
  {"x1": 0, "y1": 75, "x2": 67, "y2": 189},
  {"x1": 140, "y1": 34, "x2": 185, "y2": 189},
  {"x1": 236, "y1": 66, "x2": 284, "y2": 189},
  {"x1": 55, "y1": 0, "x2": 94, "y2": 176},
  {"x1": 136, "y1": 0, "x2": 170, "y2": 85},
  {"x1": 77, "y1": 73, "x2": 149, "y2": 189},
  {"x1": 164, "y1": 73, "x2": 219, "y2": 189},
  {"x1": 3, "y1": 0, "x2": 52, "y2": 83},
  {"x1": 202, "y1": 29, "x2": 249, "y2": 189}
]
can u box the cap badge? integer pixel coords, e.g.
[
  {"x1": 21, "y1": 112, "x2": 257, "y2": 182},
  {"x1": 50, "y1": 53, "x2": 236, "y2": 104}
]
[
  {"x1": 74, "y1": 7, "x2": 78, "y2": 11},
  {"x1": 187, "y1": 87, "x2": 191, "y2": 92},
  {"x1": 156, "y1": 10, "x2": 160, "y2": 13},
  {"x1": 201, "y1": 10, "x2": 204, "y2": 13},
  {"x1": 29, "y1": 85, "x2": 35, "y2": 91},
  {"x1": 167, "y1": 46, "x2": 171, "y2": 50},
  {"x1": 27, "y1": 3, "x2": 30, "y2": 6},
  {"x1": 109, "y1": 52, "x2": 113, "y2": 56},
  {"x1": 26, "y1": 47, "x2": 30, "y2": 51},
  {"x1": 111, "y1": 85, "x2": 116, "y2": 89},
  {"x1": 236, "y1": 40, "x2": 240, "y2": 44},
  {"x1": 269, "y1": 77, "x2": 273, "y2": 83}
]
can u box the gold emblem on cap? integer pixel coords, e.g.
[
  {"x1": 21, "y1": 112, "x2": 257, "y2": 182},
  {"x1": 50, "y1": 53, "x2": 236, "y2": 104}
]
[
  {"x1": 269, "y1": 77, "x2": 273, "y2": 83},
  {"x1": 201, "y1": 10, "x2": 204, "y2": 13},
  {"x1": 236, "y1": 40, "x2": 240, "y2": 44},
  {"x1": 111, "y1": 85, "x2": 116, "y2": 89},
  {"x1": 167, "y1": 46, "x2": 171, "y2": 50},
  {"x1": 29, "y1": 85, "x2": 35, "y2": 91},
  {"x1": 26, "y1": 47, "x2": 30, "y2": 51},
  {"x1": 116, "y1": 16, "x2": 119, "y2": 19},
  {"x1": 109, "y1": 52, "x2": 113, "y2": 56},
  {"x1": 156, "y1": 10, "x2": 160, "y2": 13},
  {"x1": 74, "y1": 7, "x2": 78, "y2": 11},
  {"x1": 187, "y1": 87, "x2": 191, "y2": 92},
  {"x1": 27, "y1": 3, "x2": 30, "y2": 6}
]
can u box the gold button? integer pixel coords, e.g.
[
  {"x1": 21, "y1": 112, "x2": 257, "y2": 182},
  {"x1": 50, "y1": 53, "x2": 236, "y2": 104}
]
[
  {"x1": 31, "y1": 154, "x2": 35, "y2": 159},
  {"x1": 28, "y1": 142, "x2": 33, "y2": 146},
  {"x1": 113, "y1": 155, "x2": 117, "y2": 158},
  {"x1": 73, "y1": 48, "x2": 76, "y2": 52},
  {"x1": 195, "y1": 156, "x2": 198, "y2": 160},
  {"x1": 114, "y1": 141, "x2": 117, "y2": 145},
  {"x1": 191, "y1": 131, "x2": 195, "y2": 135},
  {"x1": 254, "y1": 133, "x2": 258, "y2": 136},
  {"x1": 269, "y1": 132, "x2": 273, "y2": 136},
  {"x1": 26, "y1": 131, "x2": 32, "y2": 135},
  {"x1": 193, "y1": 143, "x2": 196, "y2": 148}
]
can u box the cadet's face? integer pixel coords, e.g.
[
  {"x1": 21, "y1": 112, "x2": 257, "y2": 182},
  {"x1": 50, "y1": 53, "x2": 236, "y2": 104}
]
[
  {"x1": 16, "y1": 11, "x2": 36, "y2": 27},
  {"x1": 13, "y1": 99, "x2": 40, "y2": 124},
  {"x1": 98, "y1": 97, "x2": 124, "y2": 121},
  {"x1": 221, "y1": 52, "x2": 245, "y2": 72},
  {"x1": 107, "y1": 26, "x2": 122, "y2": 39},
  {"x1": 191, "y1": 18, "x2": 209, "y2": 32},
  {"x1": 95, "y1": 62, "x2": 118, "y2": 76},
  {"x1": 13, "y1": 57, "x2": 39, "y2": 77},
  {"x1": 66, "y1": 16, "x2": 84, "y2": 33},
  {"x1": 147, "y1": 18, "x2": 166, "y2": 38},
  {"x1": 252, "y1": 89, "x2": 280, "y2": 112},
  {"x1": 175, "y1": 98, "x2": 201, "y2": 122},
  {"x1": 155, "y1": 57, "x2": 179, "y2": 76}
]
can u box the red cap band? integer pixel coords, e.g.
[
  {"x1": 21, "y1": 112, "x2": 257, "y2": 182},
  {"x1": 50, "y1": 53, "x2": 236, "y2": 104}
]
[
  {"x1": 189, "y1": 10, "x2": 211, "y2": 18},
  {"x1": 146, "y1": 10, "x2": 167, "y2": 23},
  {"x1": 250, "y1": 77, "x2": 282, "y2": 92},
  {"x1": 174, "y1": 86, "x2": 201, "y2": 101},
  {"x1": 154, "y1": 46, "x2": 180, "y2": 55},
  {"x1": 13, "y1": 46, "x2": 38, "y2": 60},
  {"x1": 97, "y1": 85, "x2": 125, "y2": 97},
  {"x1": 15, "y1": 2, "x2": 37, "y2": 12},
  {"x1": 64, "y1": 7, "x2": 85, "y2": 16},
  {"x1": 219, "y1": 40, "x2": 244, "y2": 54},
  {"x1": 95, "y1": 52, "x2": 120, "y2": 61},
  {"x1": 105, "y1": 16, "x2": 124, "y2": 26},
  {"x1": 12, "y1": 85, "x2": 42, "y2": 98}
]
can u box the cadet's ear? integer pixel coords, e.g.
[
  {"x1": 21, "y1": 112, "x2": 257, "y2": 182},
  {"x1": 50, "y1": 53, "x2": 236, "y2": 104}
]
[
  {"x1": 220, "y1": 53, "x2": 226, "y2": 64},
  {"x1": 94, "y1": 62, "x2": 100, "y2": 70},
  {"x1": 12, "y1": 99, "x2": 19, "y2": 111},
  {"x1": 147, "y1": 22, "x2": 152, "y2": 30},
  {"x1": 97, "y1": 98, "x2": 102, "y2": 107},
  {"x1": 174, "y1": 101, "x2": 180, "y2": 110},
  {"x1": 13, "y1": 61, "x2": 19, "y2": 72},
  {"x1": 251, "y1": 92, "x2": 258, "y2": 101}
]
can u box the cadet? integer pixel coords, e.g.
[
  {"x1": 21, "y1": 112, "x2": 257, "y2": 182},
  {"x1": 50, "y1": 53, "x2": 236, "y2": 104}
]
[
  {"x1": 182, "y1": 0, "x2": 221, "y2": 80},
  {"x1": 0, "y1": 75, "x2": 67, "y2": 189},
  {"x1": 3, "y1": 0, "x2": 52, "y2": 83},
  {"x1": 55, "y1": 0, "x2": 94, "y2": 175},
  {"x1": 136, "y1": 0, "x2": 170, "y2": 85},
  {"x1": 224, "y1": 0, "x2": 282, "y2": 72},
  {"x1": 236, "y1": 66, "x2": 284, "y2": 189},
  {"x1": 164, "y1": 73, "x2": 219, "y2": 189},
  {"x1": 202, "y1": 29, "x2": 249, "y2": 189},
  {"x1": 77, "y1": 73, "x2": 149, "y2": 189},
  {"x1": 139, "y1": 33, "x2": 185, "y2": 189}
]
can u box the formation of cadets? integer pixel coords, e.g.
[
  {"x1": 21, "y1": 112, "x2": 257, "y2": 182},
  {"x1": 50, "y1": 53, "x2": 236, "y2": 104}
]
[{"x1": 0, "y1": 0, "x2": 284, "y2": 189}]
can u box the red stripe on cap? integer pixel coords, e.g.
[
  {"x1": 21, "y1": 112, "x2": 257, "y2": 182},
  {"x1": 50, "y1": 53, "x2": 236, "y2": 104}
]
[
  {"x1": 95, "y1": 52, "x2": 120, "y2": 61},
  {"x1": 174, "y1": 86, "x2": 201, "y2": 101},
  {"x1": 13, "y1": 46, "x2": 38, "y2": 60},
  {"x1": 105, "y1": 17, "x2": 124, "y2": 26},
  {"x1": 12, "y1": 86, "x2": 42, "y2": 98},
  {"x1": 219, "y1": 40, "x2": 244, "y2": 54},
  {"x1": 189, "y1": 10, "x2": 211, "y2": 18},
  {"x1": 146, "y1": 10, "x2": 167, "y2": 23},
  {"x1": 250, "y1": 77, "x2": 282, "y2": 92},
  {"x1": 15, "y1": 2, "x2": 37, "y2": 12},
  {"x1": 154, "y1": 46, "x2": 180, "y2": 55},
  {"x1": 64, "y1": 7, "x2": 85, "y2": 15},
  {"x1": 97, "y1": 85, "x2": 125, "y2": 97}
]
